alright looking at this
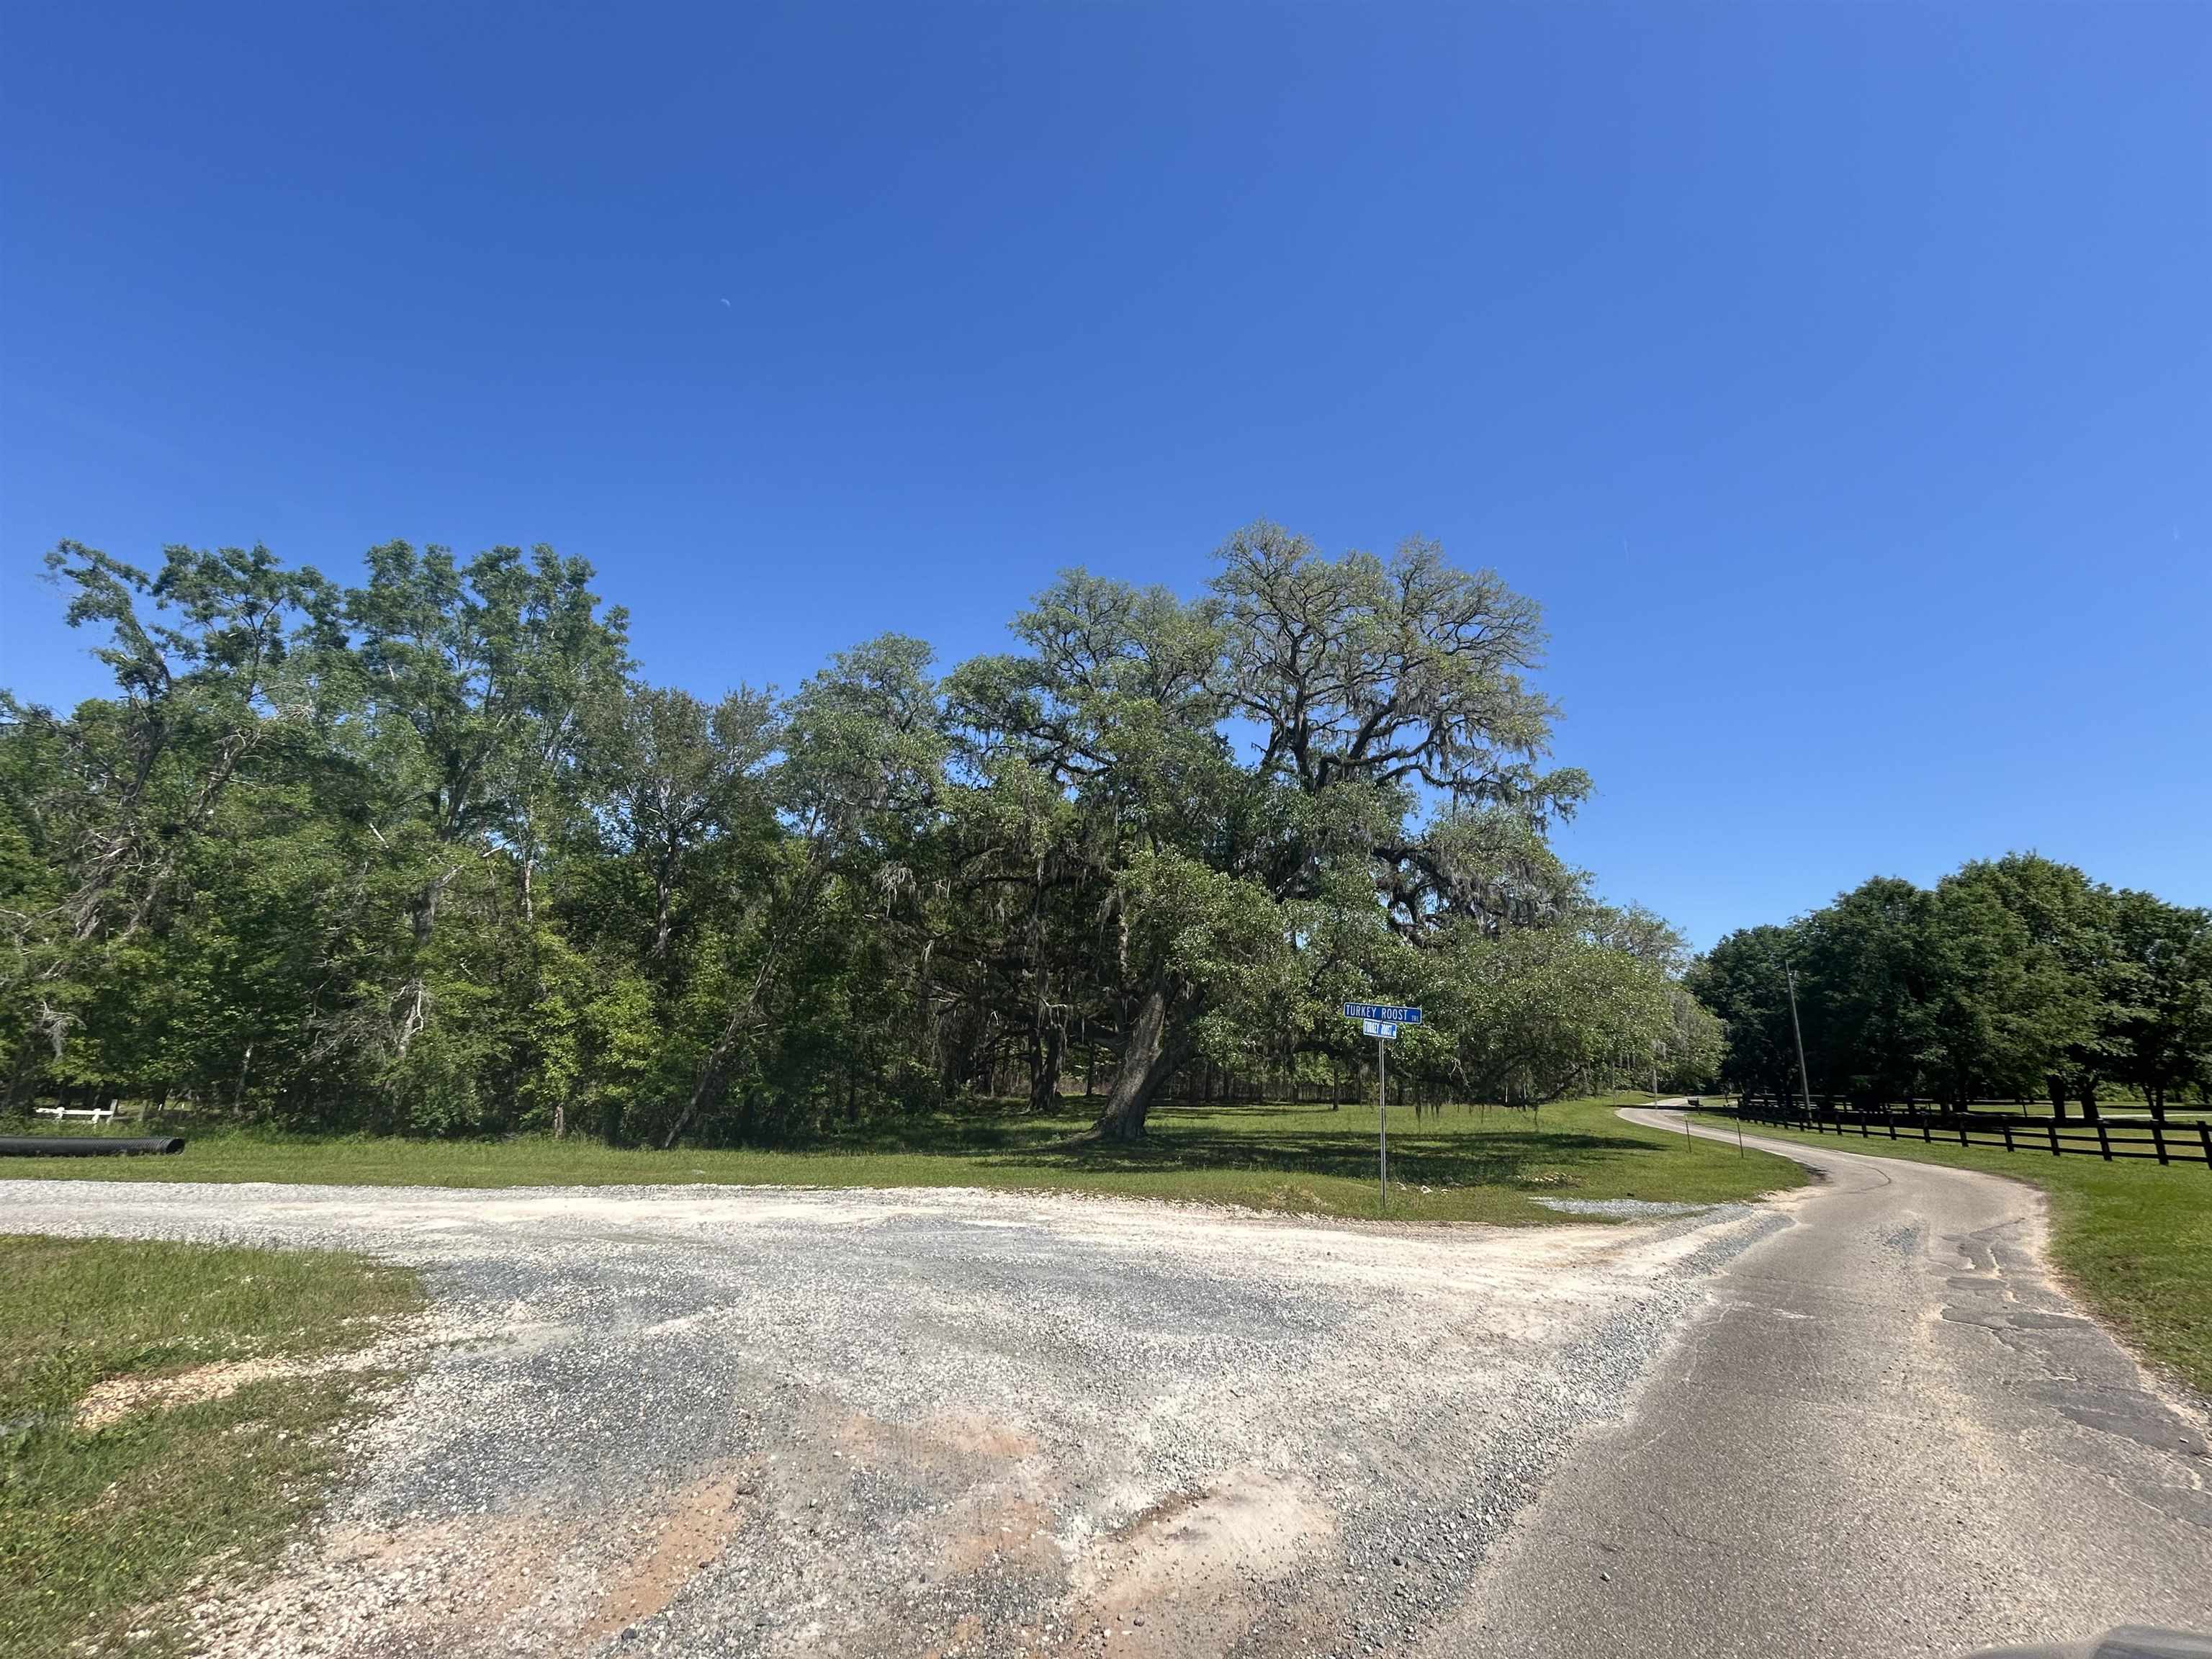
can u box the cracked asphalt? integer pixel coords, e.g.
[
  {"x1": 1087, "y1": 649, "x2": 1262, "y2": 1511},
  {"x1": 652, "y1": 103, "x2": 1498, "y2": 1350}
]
[{"x1": 1435, "y1": 1107, "x2": 2212, "y2": 1658}]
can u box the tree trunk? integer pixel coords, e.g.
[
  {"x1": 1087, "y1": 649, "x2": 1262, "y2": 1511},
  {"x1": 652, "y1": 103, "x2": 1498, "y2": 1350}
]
[
  {"x1": 650, "y1": 851, "x2": 676, "y2": 961},
  {"x1": 660, "y1": 891, "x2": 813, "y2": 1149},
  {"x1": 1028, "y1": 1020, "x2": 1064, "y2": 1112},
  {"x1": 2047, "y1": 1076, "x2": 2067, "y2": 1122},
  {"x1": 1089, "y1": 986, "x2": 1185, "y2": 1142}
]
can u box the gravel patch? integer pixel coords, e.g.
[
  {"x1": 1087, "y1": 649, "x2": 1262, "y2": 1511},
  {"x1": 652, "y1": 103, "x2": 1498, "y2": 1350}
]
[
  {"x1": 1530, "y1": 1197, "x2": 1717, "y2": 1218},
  {"x1": 3, "y1": 1179, "x2": 1792, "y2": 1658}
]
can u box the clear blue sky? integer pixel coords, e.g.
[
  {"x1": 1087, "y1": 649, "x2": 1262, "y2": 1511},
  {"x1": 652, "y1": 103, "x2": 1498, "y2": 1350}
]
[{"x1": 4, "y1": 2, "x2": 2206, "y2": 948}]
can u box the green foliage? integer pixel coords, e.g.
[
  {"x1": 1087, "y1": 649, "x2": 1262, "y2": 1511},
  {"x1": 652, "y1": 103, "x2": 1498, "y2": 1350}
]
[
  {"x1": 1692, "y1": 854, "x2": 2212, "y2": 1115},
  {"x1": 2, "y1": 526, "x2": 1700, "y2": 1143}
]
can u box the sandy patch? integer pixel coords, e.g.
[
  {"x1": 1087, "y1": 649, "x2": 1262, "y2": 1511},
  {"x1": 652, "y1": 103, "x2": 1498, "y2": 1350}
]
[
  {"x1": 578, "y1": 1467, "x2": 760, "y2": 1642},
  {"x1": 73, "y1": 1348, "x2": 403, "y2": 1432},
  {"x1": 1070, "y1": 1464, "x2": 1337, "y2": 1659}
]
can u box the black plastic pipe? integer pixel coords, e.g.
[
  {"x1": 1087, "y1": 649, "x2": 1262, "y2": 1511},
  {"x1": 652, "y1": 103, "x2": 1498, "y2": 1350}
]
[{"x1": 0, "y1": 1136, "x2": 186, "y2": 1157}]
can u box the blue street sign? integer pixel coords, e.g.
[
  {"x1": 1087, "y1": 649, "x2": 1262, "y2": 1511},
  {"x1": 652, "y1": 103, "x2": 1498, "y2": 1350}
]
[
  {"x1": 1342, "y1": 1002, "x2": 1422, "y2": 1025},
  {"x1": 1361, "y1": 1019, "x2": 1399, "y2": 1040}
]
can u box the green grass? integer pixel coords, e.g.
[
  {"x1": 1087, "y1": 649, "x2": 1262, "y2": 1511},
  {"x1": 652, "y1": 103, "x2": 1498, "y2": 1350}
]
[
  {"x1": 1773, "y1": 1097, "x2": 2211, "y2": 1124},
  {"x1": 0, "y1": 1236, "x2": 424, "y2": 1658},
  {"x1": 3, "y1": 1093, "x2": 1803, "y2": 1224},
  {"x1": 1694, "y1": 1110, "x2": 2212, "y2": 1401}
]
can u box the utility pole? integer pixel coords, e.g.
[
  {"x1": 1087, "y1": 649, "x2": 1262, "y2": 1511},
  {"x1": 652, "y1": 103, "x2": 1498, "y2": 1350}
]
[{"x1": 1784, "y1": 958, "x2": 1815, "y2": 1117}]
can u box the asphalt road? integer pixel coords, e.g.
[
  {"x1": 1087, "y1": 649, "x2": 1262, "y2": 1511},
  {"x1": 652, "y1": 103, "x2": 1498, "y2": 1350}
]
[{"x1": 1437, "y1": 1105, "x2": 2212, "y2": 1658}]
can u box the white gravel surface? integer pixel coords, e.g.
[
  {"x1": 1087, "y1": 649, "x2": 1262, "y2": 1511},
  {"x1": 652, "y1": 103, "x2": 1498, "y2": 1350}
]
[
  {"x1": 1529, "y1": 1197, "x2": 1717, "y2": 1218},
  {"x1": 2, "y1": 1178, "x2": 1790, "y2": 1658}
]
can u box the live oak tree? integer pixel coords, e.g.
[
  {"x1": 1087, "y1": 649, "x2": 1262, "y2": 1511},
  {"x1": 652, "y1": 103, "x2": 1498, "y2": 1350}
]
[
  {"x1": 948, "y1": 524, "x2": 1591, "y2": 1141},
  {"x1": 2, "y1": 523, "x2": 1758, "y2": 1141}
]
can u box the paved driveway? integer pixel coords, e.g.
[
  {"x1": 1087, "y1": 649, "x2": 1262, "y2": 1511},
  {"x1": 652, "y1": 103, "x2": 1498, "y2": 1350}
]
[{"x1": 1436, "y1": 1107, "x2": 2212, "y2": 1658}]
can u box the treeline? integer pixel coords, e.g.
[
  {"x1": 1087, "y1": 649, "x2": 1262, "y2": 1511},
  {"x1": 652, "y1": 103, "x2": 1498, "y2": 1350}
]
[
  {"x1": 1, "y1": 525, "x2": 1716, "y2": 1145},
  {"x1": 1690, "y1": 856, "x2": 2211, "y2": 1119}
]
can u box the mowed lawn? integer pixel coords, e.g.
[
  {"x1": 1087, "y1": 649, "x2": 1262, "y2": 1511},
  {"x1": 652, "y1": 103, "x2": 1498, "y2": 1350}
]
[
  {"x1": 2, "y1": 1093, "x2": 1803, "y2": 1224},
  {"x1": 0, "y1": 1236, "x2": 423, "y2": 1659},
  {"x1": 1693, "y1": 1110, "x2": 2212, "y2": 1401}
]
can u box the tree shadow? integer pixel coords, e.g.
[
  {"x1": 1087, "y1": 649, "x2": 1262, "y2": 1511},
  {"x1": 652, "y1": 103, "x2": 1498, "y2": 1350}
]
[{"x1": 811, "y1": 1100, "x2": 1668, "y2": 1191}]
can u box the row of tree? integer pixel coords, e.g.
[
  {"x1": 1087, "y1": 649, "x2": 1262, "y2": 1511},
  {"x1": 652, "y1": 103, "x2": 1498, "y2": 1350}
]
[
  {"x1": 1, "y1": 526, "x2": 1717, "y2": 1145},
  {"x1": 1689, "y1": 855, "x2": 2212, "y2": 1118}
]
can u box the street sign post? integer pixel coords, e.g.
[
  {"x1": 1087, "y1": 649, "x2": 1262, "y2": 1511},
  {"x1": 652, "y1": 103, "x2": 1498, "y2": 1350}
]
[
  {"x1": 1341, "y1": 1002, "x2": 1421, "y2": 1209},
  {"x1": 1342, "y1": 1002, "x2": 1422, "y2": 1025}
]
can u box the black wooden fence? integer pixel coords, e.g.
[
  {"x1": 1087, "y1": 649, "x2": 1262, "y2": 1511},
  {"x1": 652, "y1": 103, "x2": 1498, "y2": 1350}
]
[{"x1": 1724, "y1": 1098, "x2": 2212, "y2": 1169}]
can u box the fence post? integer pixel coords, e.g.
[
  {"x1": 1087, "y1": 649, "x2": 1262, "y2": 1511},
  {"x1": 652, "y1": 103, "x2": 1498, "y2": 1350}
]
[
  {"x1": 1958, "y1": 1118, "x2": 1969, "y2": 1148},
  {"x1": 1921, "y1": 1117, "x2": 1932, "y2": 1144},
  {"x1": 2048, "y1": 1122, "x2": 2060, "y2": 1157},
  {"x1": 2200, "y1": 1121, "x2": 2212, "y2": 1171},
  {"x1": 2002, "y1": 1122, "x2": 2013, "y2": 1154},
  {"x1": 2151, "y1": 1118, "x2": 2168, "y2": 1166},
  {"x1": 2096, "y1": 1120, "x2": 2112, "y2": 1161},
  {"x1": 1887, "y1": 1108, "x2": 1897, "y2": 1141}
]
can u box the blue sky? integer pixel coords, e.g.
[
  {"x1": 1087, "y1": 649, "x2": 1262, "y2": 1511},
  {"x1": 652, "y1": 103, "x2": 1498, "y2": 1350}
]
[{"x1": 3, "y1": 2, "x2": 2206, "y2": 948}]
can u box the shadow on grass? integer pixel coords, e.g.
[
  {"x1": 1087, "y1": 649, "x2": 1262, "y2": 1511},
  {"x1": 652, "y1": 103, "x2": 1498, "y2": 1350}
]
[
  {"x1": 2, "y1": 1097, "x2": 1689, "y2": 1197},
  {"x1": 809, "y1": 1100, "x2": 1667, "y2": 1191}
]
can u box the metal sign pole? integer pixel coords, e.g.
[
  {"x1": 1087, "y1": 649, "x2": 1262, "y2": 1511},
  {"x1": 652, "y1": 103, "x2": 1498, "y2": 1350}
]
[
  {"x1": 1341, "y1": 1004, "x2": 1419, "y2": 1215},
  {"x1": 1377, "y1": 1032, "x2": 1388, "y2": 1209}
]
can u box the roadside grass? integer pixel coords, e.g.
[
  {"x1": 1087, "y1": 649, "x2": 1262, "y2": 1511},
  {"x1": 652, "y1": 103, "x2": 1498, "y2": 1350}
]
[
  {"x1": 1, "y1": 1094, "x2": 1803, "y2": 1224},
  {"x1": 1691, "y1": 1110, "x2": 2212, "y2": 1401},
  {"x1": 0, "y1": 1236, "x2": 424, "y2": 1659},
  {"x1": 1728, "y1": 1096, "x2": 2211, "y2": 1125}
]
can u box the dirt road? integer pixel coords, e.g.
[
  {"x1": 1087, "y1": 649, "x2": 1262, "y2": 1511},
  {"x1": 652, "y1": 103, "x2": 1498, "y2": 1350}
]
[{"x1": 4, "y1": 1176, "x2": 1781, "y2": 1658}]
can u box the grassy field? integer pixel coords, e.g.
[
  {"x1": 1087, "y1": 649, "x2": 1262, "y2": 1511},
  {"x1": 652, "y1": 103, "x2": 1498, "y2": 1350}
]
[
  {"x1": 1693, "y1": 1110, "x2": 2212, "y2": 1401},
  {"x1": 0, "y1": 1236, "x2": 423, "y2": 1658},
  {"x1": 1, "y1": 1093, "x2": 1804, "y2": 1224}
]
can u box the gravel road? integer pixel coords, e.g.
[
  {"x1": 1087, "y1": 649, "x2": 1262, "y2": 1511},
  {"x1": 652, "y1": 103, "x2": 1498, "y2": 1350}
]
[
  {"x1": 1438, "y1": 1107, "x2": 2212, "y2": 1659},
  {"x1": 4, "y1": 1176, "x2": 1786, "y2": 1658}
]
